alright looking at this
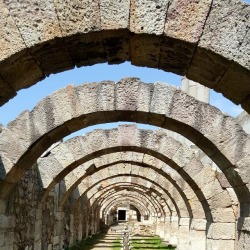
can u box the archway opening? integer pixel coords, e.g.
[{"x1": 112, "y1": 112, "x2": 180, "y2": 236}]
[{"x1": 118, "y1": 209, "x2": 126, "y2": 221}]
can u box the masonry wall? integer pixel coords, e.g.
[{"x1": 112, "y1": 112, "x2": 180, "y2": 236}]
[{"x1": 0, "y1": 163, "x2": 97, "y2": 250}]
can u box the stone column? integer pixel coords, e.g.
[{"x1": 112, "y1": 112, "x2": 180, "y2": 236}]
[
  {"x1": 237, "y1": 217, "x2": 250, "y2": 249},
  {"x1": 178, "y1": 218, "x2": 190, "y2": 250},
  {"x1": 181, "y1": 76, "x2": 210, "y2": 104},
  {"x1": 53, "y1": 211, "x2": 64, "y2": 250},
  {"x1": 69, "y1": 214, "x2": 74, "y2": 245},
  {"x1": 34, "y1": 209, "x2": 42, "y2": 250},
  {"x1": 190, "y1": 219, "x2": 207, "y2": 250},
  {"x1": 206, "y1": 222, "x2": 235, "y2": 249},
  {"x1": 169, "y1": 216, "x2": 179, "y2": 246},
  {"x1": 163, "y1": 217, "x2": 171, "y2": 242},
  {"x1": 0, "y1": 214, "x2": 15, "y2": 250},
  {"x1": 156, "y1": 216, "x2": 165, "y2": 239}
]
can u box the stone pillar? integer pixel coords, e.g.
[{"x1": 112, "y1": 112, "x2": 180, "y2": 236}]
[
  {"x1": 163, "y1": 217, "x2": 171, "y2": 242},
  {"x1": 34, "y1": 209, "x2": 42, "y2": 250},
  {"x1": 69, "y1": 214, "x2": 74, "y2": 245},
  {"x1": 207, "y1": 222, "x2": 235, "y2": 249},
  {"x1": 178, "y1": 218, "x2": 190, "y2": 250},
  {"x1": 237, "y1": 217, "x2": 250, "y2": 249},
  {"x1": 58, "y1": 211, "x2": 66, "y2": 249},
  {"x1": 169, "y1": 217, "x2": 179, "y2": 246},
  {"x1": 181, "y1": 76, "x2": 210, "y2": 104},
  {"x1": 53, "y1": 211, "x2": 64, "y2": 250},
  {"x1": 190, "y1": 219, "x2": 207, "y2": 250},
  {"x1": 0, "y1": 214, "x2": 15, "y2": 250},
  {"x1": 156, "y1": 217, "x2": 165, "y2": 239}
]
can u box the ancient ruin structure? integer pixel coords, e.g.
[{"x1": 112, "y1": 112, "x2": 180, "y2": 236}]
[{"x1": 0, "y1": 1, "x2": 249, "y2": 249}]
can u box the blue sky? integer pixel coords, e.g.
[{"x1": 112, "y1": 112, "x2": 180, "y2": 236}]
[
  {"x1": 1, "y1": 62, "x2": 243, "y2": 124},
  {"x1": 0, "y1": 62, "x2": 244, "y2": 140}
]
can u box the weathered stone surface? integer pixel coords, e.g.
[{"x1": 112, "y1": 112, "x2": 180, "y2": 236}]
[
  {"x1": 237, "y1": 230, "x2": 250, "y2": 250},
  {"x1": 54, "y1": 0, "x2": 101, "y2": 36},
  {"x1": 0, "y1": 214, "x2": 14, "y2": 229},
  {"x1": 4, "y1": 0, "x2": 61, "y2": 47},
  {"x1": 100, "y1": 0, "x2": 130, "y2": 30},
  {"x1": 0, "y1": 1, "x2": 25, "y2": 60},
  {"x1": 199, "y1": 0, "x2": 249, "y2": 68},
  {"x1": 164, "y1": 0, "x2": 212, "y2": 43},
  {"x1": 103, "y1": 29, "x2": 130, "y2": 64},
  {"x1": 207, "y1": 223, "x2": 236, "y2": 239},
  {"x1": 115, "y1": 78, "x2": 141, "y2": 113},
  {"x1": 207, "y1": 239, "x2": 235, "y2": 250},
  {"x1": 38, "y1": 155, "x2": 63, "y2": 188},
  {"x1": 190, "y1": 219, "x2": 207, "y2": 231},
  {"x1": 212, "y1": 207, "x2": 236, "y2": 223},
  {"x1": 238, "y1": 217, "x2": 250, "y2": 231},
  {"x1": 150, "y1": 82, "x2": 176, "y2": 116},
  {"x1": 0, "y1": 49, "x2": 44, "y2": 92},
  {"x1": 0, "y1": 127, "x2": 27, "y2": 174},
  {"x1": 216, "y1": 63, "x2": 250, "y2": 104},
  {"x1": 130, "y1": 0, "x2": 169, "y2": 35},
  {"x1": 130, "y1": 34, "x2": 161, "y2": 68},
  {"x1": 159, "y1": 36, "x2": 195, "y2": 75}
]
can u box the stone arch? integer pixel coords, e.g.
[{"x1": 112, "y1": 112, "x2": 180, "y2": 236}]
[
  {"x1": 64, "y1": 166, "x2": 196, "y2": 219},
  {"x1": 72, "y1": 178, "x2": 174, "y2": 217},
  {"x1": 98, "y1": 185, "x2": 165, "y2": 214},
  {"x1": 104, "y1": 197, "x2": 150, "y2": 221},
  {"x1": 53, "y1": 149, "x2": 236, "y2": 223},
  {"x1": 101, "y1": 192, "x2": 158, "y2": 217},
  {"x1": 54, "y1": 151, "x2": 201, "y2": 216},
  {"x1": 96, "y1": 184, "x2": 169, "y2": 216},
  {"x1": 92, "y1": 191, "x2": 156, "y2": 228},
  {"x1": 36, "y1": 126, "x2": 237, "y2": 222},
  {"x1": 1, "y1": 78, "x2": 249, "y2": 212},
  {"x1": 0, "y1": 1, "x2": 249, "y2": 112},
  {"x1": 105, "y1": 200, "x2": 145, "y2": 222}
]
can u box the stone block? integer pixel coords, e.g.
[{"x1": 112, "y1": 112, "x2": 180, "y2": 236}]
[
  {"x1": 206, "y1": 239, "x2": 235, "y2": 250},
  {"x1": 189, "y1": 230, "x2": 206, "y2": 250},
  {"x1": 115, "y1": 78, "x2": 141, "y2": 112},
  {"x1": 0, "y1": 214, "x2": 14, "y2": 229},
  {"x1": 54, "y1": 0, "x2": 101, "y2": 36},
  {"x1": 150, "y1": 82, "x2": 176, "y2": 116},
  {"x1": 209, "y1": 190, "x2": 233, "y2": 209},
  {"x1": 100, "y1": 0, "x2": 130, "y2": 30},
  {"x1": 0, "y1": 1, "x2": 25, "y2": 61},
  {"x1": 190, "y1": 219, "x2": 207, "y2": 231},
  {"x1": 207, "y1": 223, "x2": 235, "y2": 240},
  {"x1": 199, "y1": 0, "x2": 249, "y2": 67},
  {"x1": 38, "y1": 155, "x2": 62, "y2": 188},
  {"x1": 164, "y1": 0, "x2": 211, "y2": 43},
  {"x1": 5, "y1": 0, "x2": 60, "y2": 46},
  {"x1": 4, "y1": 231, "x2": 14, "y2": 246},
  {"x1": 212, "y1": 207, "x2": 236, "y2": 223},
  {"x1": 179, "y1": 218, "x2": 190, "y2": 226},
  {"x1": 237, "y1": 217, "x2": 250, "y2": 231},
  {"x1": 130, "y1": 34, "x2": 161, "y2": 68},
  {"x1": 98, "y1": 81, "x2": 116, "y2": 113},
  {"x1": 130, "y1": 0, "x2": 169, "y2": 34},
  {"x1": 172, "y1": 144, "x2": 194, "y2": 168},
  {"x1": 237, "y1": 230, "x2": 250, "y2": 250}
]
